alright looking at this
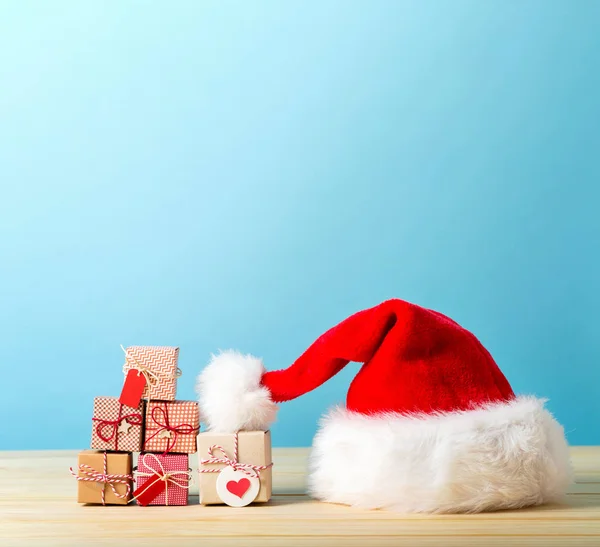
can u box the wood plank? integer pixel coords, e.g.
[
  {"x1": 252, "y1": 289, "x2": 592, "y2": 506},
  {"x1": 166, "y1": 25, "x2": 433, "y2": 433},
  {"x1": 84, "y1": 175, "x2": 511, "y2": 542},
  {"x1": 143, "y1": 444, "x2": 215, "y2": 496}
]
[{"x1": 1, "y1": 447, "x2": 599, "y2": 546}]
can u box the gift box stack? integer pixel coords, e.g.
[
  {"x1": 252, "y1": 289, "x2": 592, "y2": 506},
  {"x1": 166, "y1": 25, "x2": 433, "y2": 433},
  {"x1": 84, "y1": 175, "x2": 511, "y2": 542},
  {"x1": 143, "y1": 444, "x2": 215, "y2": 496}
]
[{"x1": 71, "y1": 346, "x2": 199, "y2": 506}]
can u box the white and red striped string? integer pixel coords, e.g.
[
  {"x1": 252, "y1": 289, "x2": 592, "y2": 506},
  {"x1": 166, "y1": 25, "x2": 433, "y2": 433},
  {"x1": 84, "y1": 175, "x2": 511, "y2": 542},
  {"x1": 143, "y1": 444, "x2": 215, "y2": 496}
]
[
  {"x1": 199, "y1": 432, "x2": 272, "y2": 479},
  {"x1": 70, "y1": 452, "x2": 132, "y2": 505}
]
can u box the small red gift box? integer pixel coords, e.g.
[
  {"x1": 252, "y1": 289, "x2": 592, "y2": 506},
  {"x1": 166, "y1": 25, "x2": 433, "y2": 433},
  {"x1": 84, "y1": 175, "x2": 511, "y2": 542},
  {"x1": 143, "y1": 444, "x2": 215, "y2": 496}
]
[
  {"x1": 143, "y1": 400, "x2": 199, "y2": 454},
  {"x1": 91, "y1": 397, "x2": 144, "y2": 452},
  {"x1": 134, "y1": 453, "x2": 191, "y2": 506}
]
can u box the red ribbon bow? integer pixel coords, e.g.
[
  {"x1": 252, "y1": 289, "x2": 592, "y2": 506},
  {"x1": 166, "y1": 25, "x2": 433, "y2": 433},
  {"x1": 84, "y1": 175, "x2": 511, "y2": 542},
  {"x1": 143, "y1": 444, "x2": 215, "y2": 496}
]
[
  {"x1": 144, "y1": 404, "x2": 197, "y2": 454},
  {"x1": 92, "y1": 403, "x2": 142, "y2": 451}
]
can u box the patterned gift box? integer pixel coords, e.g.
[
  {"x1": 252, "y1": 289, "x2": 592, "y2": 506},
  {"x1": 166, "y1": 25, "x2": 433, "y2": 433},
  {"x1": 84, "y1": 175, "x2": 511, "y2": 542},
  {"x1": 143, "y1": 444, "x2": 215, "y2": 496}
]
[
  {"x1": 143, "y1": 400, "x2": 199, "y2": 454},
  {"x1": 122, "y1": 346, "x2": 180, "y2": 401},
  {"x1": 135, "y1": 453, "x2": 191, "y2": 506},
  {"x1": 91, "y1": 396, "x2": 144, "y2": 452}
]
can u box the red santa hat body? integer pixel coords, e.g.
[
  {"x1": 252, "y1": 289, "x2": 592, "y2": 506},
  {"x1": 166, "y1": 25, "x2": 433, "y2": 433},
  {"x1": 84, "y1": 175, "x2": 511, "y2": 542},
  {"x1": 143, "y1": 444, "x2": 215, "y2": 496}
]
[{"x1": 196, "y1": 299, "x2": 571, "y2": 513}]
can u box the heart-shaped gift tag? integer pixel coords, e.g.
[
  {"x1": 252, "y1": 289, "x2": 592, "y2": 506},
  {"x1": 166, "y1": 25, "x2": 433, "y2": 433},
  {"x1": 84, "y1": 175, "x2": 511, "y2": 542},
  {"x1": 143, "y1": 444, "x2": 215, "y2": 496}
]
[{"x1": 216, "y1": 467, "x2": 260, "y2": 507}]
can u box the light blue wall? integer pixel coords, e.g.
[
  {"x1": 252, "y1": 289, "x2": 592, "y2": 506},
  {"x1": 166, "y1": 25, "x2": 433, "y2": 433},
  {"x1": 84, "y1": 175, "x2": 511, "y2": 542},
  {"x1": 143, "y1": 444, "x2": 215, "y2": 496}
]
[{"x1": 1, "y1": 1, "x2": 599, "y2": 450}]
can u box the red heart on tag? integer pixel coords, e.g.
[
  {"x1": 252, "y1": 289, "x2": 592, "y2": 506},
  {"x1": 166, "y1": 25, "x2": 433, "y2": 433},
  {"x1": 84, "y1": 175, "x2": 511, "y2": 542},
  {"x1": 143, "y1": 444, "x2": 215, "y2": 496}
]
[{"x1": 226, "y1": 478, "x2": 251, "y2": 499}]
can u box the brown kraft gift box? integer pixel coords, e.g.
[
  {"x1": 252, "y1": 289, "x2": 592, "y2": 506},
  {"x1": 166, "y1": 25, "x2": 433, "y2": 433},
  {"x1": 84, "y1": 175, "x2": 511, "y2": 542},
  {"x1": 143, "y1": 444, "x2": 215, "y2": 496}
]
[
  {"x1": 75, "y1": 451, "x2": 133, "y2": 505},
  {"x1": 197, "y1": 430, "x2": 272, "y2": 505}
]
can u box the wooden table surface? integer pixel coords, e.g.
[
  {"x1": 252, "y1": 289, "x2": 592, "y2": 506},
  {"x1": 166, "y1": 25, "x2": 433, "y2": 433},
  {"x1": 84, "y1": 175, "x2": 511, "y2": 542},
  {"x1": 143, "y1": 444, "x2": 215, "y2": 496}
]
[{"x1": 1, "y1": 447, "x2": 599, "y2": 546}]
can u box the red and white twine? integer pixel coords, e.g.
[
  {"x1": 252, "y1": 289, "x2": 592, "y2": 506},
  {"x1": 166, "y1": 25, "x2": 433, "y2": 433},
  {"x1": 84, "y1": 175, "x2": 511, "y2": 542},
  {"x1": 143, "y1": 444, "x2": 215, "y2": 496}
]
[
  {"x1": 70, "y1": 452, "x2": 132, "y2": 505},
  {"x1": 199, "y1": 432, "x2": 273, "y2": 479}
]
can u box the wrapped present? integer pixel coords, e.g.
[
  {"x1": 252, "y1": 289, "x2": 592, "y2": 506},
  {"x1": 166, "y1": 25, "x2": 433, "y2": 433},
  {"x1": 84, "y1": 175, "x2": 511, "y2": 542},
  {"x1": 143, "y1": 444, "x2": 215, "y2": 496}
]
[
  {"x1": 197, "y1": 431, "x2": 272, "y2": 506},
  {"x1": 70, "y1": 451, "x2": 133, "y2": 505},
  {"x1": 119, "y1": 346, "x2": 181, "y2": 407},
  {"x1": 91, "y1": 396, "x2": 144, "y2": 452},
  {"x1": 143, "y1": 400, "x2": 199, "y2": 454},
  {"x1": 133, "y1": 453, "x2": 191, "y2": 506}
]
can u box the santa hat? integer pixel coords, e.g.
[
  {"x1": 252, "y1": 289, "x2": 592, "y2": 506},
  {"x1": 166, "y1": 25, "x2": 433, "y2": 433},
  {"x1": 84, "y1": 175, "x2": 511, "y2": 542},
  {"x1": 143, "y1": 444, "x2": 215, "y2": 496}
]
[{"x1": 196, "y1": 299, "x2": 571, "y2": 513}]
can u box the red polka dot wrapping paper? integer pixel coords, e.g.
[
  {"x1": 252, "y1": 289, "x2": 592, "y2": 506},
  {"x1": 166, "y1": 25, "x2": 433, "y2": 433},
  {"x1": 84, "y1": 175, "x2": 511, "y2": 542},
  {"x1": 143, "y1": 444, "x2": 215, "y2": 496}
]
[
  {"x1": 143, "y1": 400, "x2": 199, "y2": 454},
  {"x1": 122, "y1": 346, "x2": 180, "y2": 401},
  {"x1": 136, "y1": 453, "x2": 190, "y2": 506},
  {"x1": 90, "y1": 397, "x2": 144, "y2": 452}
]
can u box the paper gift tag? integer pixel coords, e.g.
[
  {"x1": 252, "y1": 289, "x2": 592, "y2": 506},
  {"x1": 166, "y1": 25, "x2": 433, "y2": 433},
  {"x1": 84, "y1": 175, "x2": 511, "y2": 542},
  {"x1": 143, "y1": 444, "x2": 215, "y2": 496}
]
[
  {"x1": 133, "y1": 472, "x2": 165, "y2": 506},
  {"x1": 216, "y1": 467, "x2": 260, "y2": 507},
  {"x1": 119, "y1": 370, "x2": 146, "y2": 407}
]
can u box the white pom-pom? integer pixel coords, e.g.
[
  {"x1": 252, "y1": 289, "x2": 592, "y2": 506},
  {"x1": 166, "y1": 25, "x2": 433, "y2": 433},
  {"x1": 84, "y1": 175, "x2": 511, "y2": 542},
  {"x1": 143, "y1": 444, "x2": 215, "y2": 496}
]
[{"x1": 196, "y1": 350, "x2": 278, "y2": 432}]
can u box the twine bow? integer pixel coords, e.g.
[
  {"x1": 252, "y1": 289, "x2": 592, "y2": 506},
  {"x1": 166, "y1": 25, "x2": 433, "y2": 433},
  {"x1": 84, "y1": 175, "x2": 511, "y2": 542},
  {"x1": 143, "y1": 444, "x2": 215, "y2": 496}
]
[
  {"x1": 144, "y1": 403, "x2": 197, "y2": 454},
  {"x1": 70, "y1": 452, "x2": 132, "y2": 505},
  {"x1": 133, "y1": 454, "x2": 192, "y2": 506},
  {"x1": 121, "y1": 345, "x2": 182, "y2": 390},
  {"x1": 199, "y1": 432, "x2": 273, "y2": 479},
  {"x1": 92, "y1": 402, "x2": 142, "y2": 450}
]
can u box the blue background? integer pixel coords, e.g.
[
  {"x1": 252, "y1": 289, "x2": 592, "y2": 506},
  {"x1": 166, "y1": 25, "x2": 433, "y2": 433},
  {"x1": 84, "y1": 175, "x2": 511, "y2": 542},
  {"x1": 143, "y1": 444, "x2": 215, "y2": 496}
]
[{"x1": 1, "y1": 1, "x2": 598, "y2": 450}]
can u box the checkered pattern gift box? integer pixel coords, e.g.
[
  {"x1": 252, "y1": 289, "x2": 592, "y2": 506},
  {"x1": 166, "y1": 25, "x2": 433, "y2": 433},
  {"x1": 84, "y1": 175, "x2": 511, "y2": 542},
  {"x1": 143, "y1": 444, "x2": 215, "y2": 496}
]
[
  {"x1": 91, "y1": 397, "x2": 144, "y2": 452},
  {"x1": 122, "y1": 346, "x2": 181, "y2": 402},
  {"x1": 143, "y1": 400, "x2": 199, "y2": 454},
  {"x1": 133, "y1": 453, "x2": 191, "y2": 506}
]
